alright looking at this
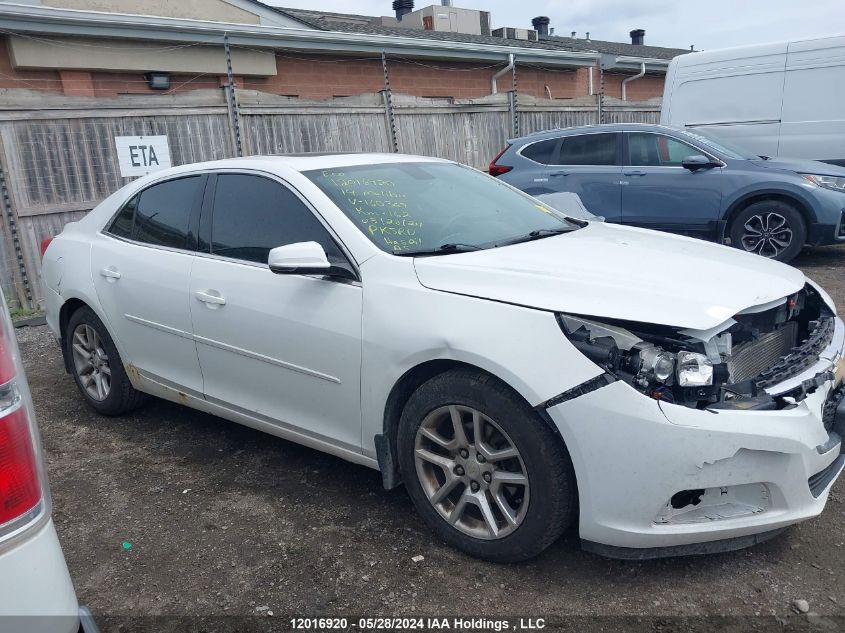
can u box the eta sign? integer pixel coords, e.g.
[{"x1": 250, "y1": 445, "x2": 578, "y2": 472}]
[{"x1": 115, "y1": 135, "x2": 172, "y2": 177}]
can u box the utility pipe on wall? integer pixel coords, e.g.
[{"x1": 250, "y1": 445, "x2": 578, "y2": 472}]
[
  {"x1": 588, "y1": 66, "x2": 594, "y2": 95},
  {"x1": 491, "y1": 53, "x2": 515, "y2": 94},
  {"x1": 621, "y1": 62, "x2": 645, "y2": 101}
]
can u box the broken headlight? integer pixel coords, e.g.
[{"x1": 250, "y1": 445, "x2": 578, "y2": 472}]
[
  {"x1": 557, "y1": 314, "x2": 725, "y2": 405},
  {"x1": 676, "y1": 351, "x2": 713, "y2": 387}
]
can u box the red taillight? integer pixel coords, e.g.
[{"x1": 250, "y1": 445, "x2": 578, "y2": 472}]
[
  {"x1": 0, "y1": 400, "x2": 41, "y2": 526},
  {"x1": 0, "y1": 305, "x2": 44, "y2": 532},
  {"x1": 489, "y1": 145, "x2": 513, "y2": 177},
  {"x1": 40, "y1": 237, "x2": 54, "y2": 260}
]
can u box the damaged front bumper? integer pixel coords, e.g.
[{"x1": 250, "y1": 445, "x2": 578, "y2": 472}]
[{"x1": 546, "y1": 315, "x2": 845, "y2": 558}]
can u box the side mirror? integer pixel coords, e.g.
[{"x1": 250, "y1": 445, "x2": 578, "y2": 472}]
[
  {"x1": 681, "y1": 154, "x2": 716, "y2": 171},
  {"x1": 268, "y1": 241, "x2": 331, "y2": 275}
]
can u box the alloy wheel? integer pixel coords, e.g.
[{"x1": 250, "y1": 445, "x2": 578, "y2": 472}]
[
  {"x1": 740, "y1": 212, "x2": 793, "y2": 258},
  {"x1": 71, "y1": 323, "x2": 111, "y2": 401},
  {"x1": 413, "y1": 405, "x2": 530, "y2": 540}
]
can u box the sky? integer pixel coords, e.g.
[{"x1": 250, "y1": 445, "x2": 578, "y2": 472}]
[{"x1": 264, "y1": 0, "x2": 845, "y2": 50}]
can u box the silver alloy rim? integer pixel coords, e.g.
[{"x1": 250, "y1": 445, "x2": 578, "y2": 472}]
[
  {"x1": 414, "y1": 405, "x2": 530, "y2": 540},
  {"x1": 71, "y1": 324, "x2": 111, "y2": 401},
  {"x1": 740, "y1": 212, "x2": 793, "y2": 258}
]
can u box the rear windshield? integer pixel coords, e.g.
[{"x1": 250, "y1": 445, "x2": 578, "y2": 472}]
[{"x1": 304, "y1": 162, "x2": 578, "y2": 254}]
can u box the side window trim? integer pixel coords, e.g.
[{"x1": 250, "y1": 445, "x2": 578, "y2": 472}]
[
  {"x1": 203, "y1": 170, "x2": 360, "y2": 282},
  {"x1": 103, "y1": 173, "x2": 207, "y2": 253}
]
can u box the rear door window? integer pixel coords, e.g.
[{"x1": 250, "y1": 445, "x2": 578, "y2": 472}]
[
  {"x1": 132, "y1": 176, "x2": 203, "y2": 249},
  {"x1": 556, "y1": 133, "x2": 618, "y2": 165}
]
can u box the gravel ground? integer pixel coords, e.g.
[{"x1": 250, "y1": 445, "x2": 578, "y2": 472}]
[{"x1": 15, "y1": 245, "x2": 845, "y2": 632}]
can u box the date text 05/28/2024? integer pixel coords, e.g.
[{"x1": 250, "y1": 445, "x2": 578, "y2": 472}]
[{"x1": 289, "y1": 617, "x2": 547, "y2": 631}]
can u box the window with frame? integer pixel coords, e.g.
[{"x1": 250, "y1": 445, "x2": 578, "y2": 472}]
[
  {"x1": 627, "y1": 133, "x2": 699, "y2": 167},
  {"x1": 557, "y1": 133, "x2": 617, "y2": 166},
  {"x1": 521, "y1": 138, "x2": 560, "y2": 165},
  {"x1": 112, "y1": 176, "x2": 202, "y2": 249},
  {"x1": 209, "y1": 174, "x2": 346, "y2": 266}
]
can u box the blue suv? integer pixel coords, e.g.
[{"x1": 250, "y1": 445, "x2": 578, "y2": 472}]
[{"x1": 490, "y1": 124, "x2": 845, "y2": 262}]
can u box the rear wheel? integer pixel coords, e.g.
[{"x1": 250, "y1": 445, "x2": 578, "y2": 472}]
[
  {"x1": 729, "y1": 200, "x2": 806, "y2": 263},
  {"x1": 397, "y1": 367, "x2": 576, "y2": 562},
  {"x1": 66, "y1": 306, "x2": 146, "y2": 416}
]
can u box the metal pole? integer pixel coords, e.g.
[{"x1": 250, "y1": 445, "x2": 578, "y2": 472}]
[
  {"x1": 223, "y1": 33, "x2": 244, "y2": 157},
  {"x1": 597, "y1": 65, "x2": 605, "y2": 124},
  {"x1": 0, "y1": 160, "x2": 31, "y2": 309},
  {"x1": 511, "y1": 58, "x2": 520, "y2": 137},
  {"x1": 381, "y1": 52, "x2": 399, "y2": 153}
]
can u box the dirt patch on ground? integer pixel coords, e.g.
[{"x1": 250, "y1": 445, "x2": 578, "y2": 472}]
[{"x1": 16, "y1": 245, "x2": 845, "y2": 631}]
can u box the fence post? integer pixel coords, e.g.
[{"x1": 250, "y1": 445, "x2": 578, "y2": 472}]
[
  {"x1": 511, "y1": 59, "x2": 520, "y2": 137},
  {"x1": 381, "y1": 53, "x2": 399, "y2": 153},
  {"x1": 223, "y1": 33, "x2": 244, "y2": 157},
  {"x1": 0, "y1": 158, "x2": 31, "y2": 309},
  {"x1": 598, "y1": 65, "x2": 606, "y2": 124}
]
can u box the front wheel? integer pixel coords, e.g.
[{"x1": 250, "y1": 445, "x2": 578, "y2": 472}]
[
  {"x1": 397, "y1": 368, "x2": 577, "y2": 562},
  {"x1": 728, "y1": 201, "x2": 806, "y2": 263}
]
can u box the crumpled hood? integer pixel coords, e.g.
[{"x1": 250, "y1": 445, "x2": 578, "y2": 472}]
[
  {"x1": 752, "y1": 157, "x2": 845, "y2": 177},
  {"x1": 413, "y1": 222, "x2": 806, "y2": 330}
]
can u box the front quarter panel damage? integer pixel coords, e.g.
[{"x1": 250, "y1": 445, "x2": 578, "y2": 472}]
[{"x1": 546, "y1": 379, "x2": 841, "y2": 549}]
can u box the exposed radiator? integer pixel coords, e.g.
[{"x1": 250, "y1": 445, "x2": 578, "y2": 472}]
[{"x1": 728, "y1": 322, "x2": 798, "y2": 384}]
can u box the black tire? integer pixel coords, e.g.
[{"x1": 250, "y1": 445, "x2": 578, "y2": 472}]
[
  {"x1": 65, "y1": 306, "x2": 147, "y2": 416},
  {"x1": 728, "y1": 200, "x2": 806, "y2": 263},
  {"x1": 397, "y1": 367, "x2": 577, "y2": 562}
]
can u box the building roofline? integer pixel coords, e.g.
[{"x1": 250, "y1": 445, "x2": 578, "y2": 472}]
[{"x1": 0, "y1": 2, "x2": 603, "y2": 67}]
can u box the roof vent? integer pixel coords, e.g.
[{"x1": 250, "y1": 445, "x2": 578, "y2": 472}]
[
  {"x1": 393, "y1": 0, "x2": 414, "y2": 20},
  {"x1": 630, "y1": 28, "x2": 645, "y2": 45},
  {"x1": 531, "y1": 16, "x2": 550, "y2": 37}
]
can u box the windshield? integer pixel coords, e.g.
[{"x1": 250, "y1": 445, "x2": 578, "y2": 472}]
[
  {"x1": 677, "y1": 129, "x2": 758, "y2": 160},
  {"x1": 304, "y1": 162, "x2": 580, "y2": 255}
]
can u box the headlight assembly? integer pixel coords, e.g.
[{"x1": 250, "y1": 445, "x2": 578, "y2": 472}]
[
  {"x1": 802, "y1": 174, "x2": 845, "y2": 192},
  {"x1": 557, "y1": 314, "x2": 723, "y2": 405},
  {"x1": 676, "y1": 351, "x2": 714, "y2": 387}
]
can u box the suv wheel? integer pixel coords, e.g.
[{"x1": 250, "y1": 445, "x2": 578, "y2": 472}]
[
  {"x1": 66, "y1": 306, "x2": 146, "y2": 416},
  {"x1": 397, "y1": 367, "x2": 576, "y2": 562},
  {"x1": 729, "y1": 200, "x2": 806, "y2": 262}
]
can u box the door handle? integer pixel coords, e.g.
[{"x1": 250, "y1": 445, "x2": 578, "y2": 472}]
[
  {"x1": 195, "y1": 290, "x2": 226, "y2": 307},
  {"x1": 549, "y1": 170, "x2": 570, "y2": 177},
  {"x1": 99, "y1": 267, "x2": 121, "y2": 281},
  {"x1": 623, "y1": 170, "x2": 647, "y2": 176}
]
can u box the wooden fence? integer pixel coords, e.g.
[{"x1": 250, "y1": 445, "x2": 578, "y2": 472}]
[{"x1": 0, "y1": 89, "x2": 660, "y2": 308}]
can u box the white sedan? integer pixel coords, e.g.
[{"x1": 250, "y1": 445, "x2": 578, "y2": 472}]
[{"x1": 42, "y1": 154, "x2": 845, "y2": 561}]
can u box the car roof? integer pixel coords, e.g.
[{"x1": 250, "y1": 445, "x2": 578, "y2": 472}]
[
  {"x1": 510, "y1": 123, "x2": 678, "y2": 144},
  {"x1": 147, "y1": 153, "x2": 450, "y2": 179}
]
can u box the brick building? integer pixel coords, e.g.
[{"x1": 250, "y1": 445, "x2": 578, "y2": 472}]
[{"x1": 0, "y1": 0, "x2": 688, "y2": 102}]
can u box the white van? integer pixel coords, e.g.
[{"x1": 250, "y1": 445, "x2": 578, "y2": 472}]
[{"x1": 661, "y1": 35, "x2": 845, "y2": 166}]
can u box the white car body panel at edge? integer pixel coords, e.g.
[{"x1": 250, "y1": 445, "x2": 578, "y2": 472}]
[
  {"x1": 42, "y1": 154, "x2": 845, "y2": 552},
  {"x1": 0, "y1": 298, "x2": 80, "y2": 631},
  {"x1": 0, "y1": 522, "x2": 79, "y2": 633}
]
